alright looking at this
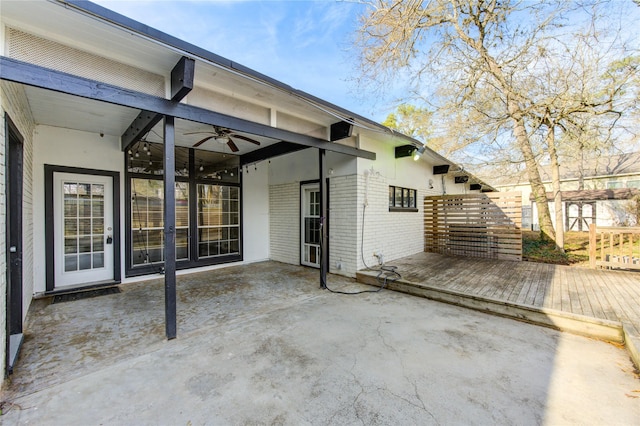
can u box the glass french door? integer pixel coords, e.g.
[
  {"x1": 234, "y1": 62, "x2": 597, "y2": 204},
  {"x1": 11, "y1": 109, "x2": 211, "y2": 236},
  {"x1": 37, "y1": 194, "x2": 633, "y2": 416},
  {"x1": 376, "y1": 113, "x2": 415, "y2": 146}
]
[
  {"x1": 301, "y1": 183, "x2": 321, "y2": 268},
  {"x1": 53, "y1": 172, "x2": 114, "y2": 287}
]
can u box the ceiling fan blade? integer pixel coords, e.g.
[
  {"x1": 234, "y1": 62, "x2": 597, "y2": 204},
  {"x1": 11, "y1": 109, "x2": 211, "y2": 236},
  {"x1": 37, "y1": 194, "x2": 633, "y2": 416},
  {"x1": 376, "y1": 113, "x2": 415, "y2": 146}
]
[
  {"x1": 193, "y1": 136, "x2": 215, "y2": 147},
  {"x1": 230, "y1": 134, "x2": 261, "y2": 145},
  {"x1": 227, "y1": 139, "x2": 239, "y2": 152}
]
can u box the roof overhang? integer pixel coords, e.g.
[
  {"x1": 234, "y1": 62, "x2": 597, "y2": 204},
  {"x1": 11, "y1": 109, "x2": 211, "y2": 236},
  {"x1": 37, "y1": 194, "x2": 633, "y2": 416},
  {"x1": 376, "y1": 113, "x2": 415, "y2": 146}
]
[{"x1": 0, "y1": 56, "x2": 376, "y2": 160}]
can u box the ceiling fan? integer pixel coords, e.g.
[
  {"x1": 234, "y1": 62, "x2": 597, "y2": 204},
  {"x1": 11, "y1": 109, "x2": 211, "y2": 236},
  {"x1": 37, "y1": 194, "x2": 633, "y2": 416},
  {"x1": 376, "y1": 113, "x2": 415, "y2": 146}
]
[{"x1": 184, "y1": 125, "x2": 261, "y2": 152}]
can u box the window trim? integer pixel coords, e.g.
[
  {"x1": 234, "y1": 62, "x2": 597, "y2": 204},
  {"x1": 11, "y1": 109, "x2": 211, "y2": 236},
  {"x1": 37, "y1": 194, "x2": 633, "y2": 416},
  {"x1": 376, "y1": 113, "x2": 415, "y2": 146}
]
[{"x1": 389, "y1": 185, "x2": 418, "y2": 212}]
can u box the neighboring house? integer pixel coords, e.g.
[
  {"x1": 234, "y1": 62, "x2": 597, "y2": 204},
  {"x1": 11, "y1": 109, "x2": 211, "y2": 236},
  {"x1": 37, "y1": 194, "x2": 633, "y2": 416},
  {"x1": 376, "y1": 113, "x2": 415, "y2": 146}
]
[
  {"x1": 0, "y1": 1, "x2": 491, "y2": 381},
  {"x1": 491, "y1": 152, "x2": 640, "y2": 231}
]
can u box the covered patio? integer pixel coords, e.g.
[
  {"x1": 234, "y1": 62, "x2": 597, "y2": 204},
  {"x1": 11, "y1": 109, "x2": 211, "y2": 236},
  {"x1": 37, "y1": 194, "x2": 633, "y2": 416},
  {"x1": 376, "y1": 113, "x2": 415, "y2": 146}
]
[{"x1": 2, "y1": 262, "x2": 640, "y2": 424}]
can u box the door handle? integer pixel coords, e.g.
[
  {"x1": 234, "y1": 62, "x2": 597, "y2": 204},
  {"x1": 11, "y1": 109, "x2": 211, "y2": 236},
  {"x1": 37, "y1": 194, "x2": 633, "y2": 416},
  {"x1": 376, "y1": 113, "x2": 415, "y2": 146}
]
[{"x1": 106, "y1": 235, "x2": 113, "y2": 245}]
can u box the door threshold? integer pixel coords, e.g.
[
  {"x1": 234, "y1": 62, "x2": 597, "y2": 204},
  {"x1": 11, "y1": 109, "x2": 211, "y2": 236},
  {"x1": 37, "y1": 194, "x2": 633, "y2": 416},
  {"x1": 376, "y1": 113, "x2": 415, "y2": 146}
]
[{"x1": 40, "y1": 280, "x2": 121, "y2": 298}]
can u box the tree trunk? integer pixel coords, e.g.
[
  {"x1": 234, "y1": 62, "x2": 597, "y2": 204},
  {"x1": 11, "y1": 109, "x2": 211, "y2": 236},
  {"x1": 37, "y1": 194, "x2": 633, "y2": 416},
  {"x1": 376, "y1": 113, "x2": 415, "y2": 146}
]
[
  {"x1": 546, "y1": 125, "x2": 564, "y2": 252},
  {"x1": 508, "y1": 109, "x2": 556, "y2": 241}
]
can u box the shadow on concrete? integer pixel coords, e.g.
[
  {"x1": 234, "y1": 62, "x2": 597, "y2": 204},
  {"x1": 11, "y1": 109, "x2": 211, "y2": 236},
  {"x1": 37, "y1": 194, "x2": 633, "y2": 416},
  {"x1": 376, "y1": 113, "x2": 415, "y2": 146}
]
[{"x1": 3, "y1": 261, "x2": 639, "y2": 424}]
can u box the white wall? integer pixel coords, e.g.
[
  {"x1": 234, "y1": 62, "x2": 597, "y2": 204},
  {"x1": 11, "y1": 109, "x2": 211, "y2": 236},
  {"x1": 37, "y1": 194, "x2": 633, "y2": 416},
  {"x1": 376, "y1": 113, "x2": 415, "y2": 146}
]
[
  {"x1": 242, "y1": 160, "x2": 269, "y2": 262},
  {"x1": 269, "y1": 148, "x2": 318, "y2": 185},
  {"x1": 267, "y1": 148, "x2": 360, "y2": 271},
  {"x1": 32, "y1": 125, "x2": 125, "y2": 294},
  {"x1": 265, "y1": 134, "x2": 474, "y2": 277},
  {"x1": 355, "y1": 136, "x2": 459, "y2": 271}
]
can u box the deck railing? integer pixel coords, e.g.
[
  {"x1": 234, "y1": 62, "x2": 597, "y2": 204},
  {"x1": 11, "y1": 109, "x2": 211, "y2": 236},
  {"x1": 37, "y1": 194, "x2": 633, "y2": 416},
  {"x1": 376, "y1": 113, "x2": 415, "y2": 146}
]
[{"x1": 589, "y1": 224, "x2": 640, "y2": 270}]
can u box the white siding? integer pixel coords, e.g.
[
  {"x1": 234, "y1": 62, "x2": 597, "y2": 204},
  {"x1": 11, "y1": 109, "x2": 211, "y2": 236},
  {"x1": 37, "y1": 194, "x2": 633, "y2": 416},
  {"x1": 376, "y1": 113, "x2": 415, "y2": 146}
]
[
  {"x1": 242, "y1": 162, "x2": 270, "y2": 262},
  {"x1": 0, "y1": 80, "x2": 36, "y2": 385},
  {"x1": 269, "y1": 183, "x2": 299, "y2": 265}
]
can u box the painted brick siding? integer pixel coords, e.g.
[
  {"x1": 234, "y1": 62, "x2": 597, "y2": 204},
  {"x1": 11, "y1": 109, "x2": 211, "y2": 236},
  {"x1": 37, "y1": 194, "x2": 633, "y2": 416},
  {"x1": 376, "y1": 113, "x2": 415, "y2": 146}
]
[
  {"x1": 0, "y1": 81, "x2": 36, "y2": 385},
  {"x1": 269, "y1": 183, "x2": 300, "y2": 265},
  {"x1": 328, "y1": 175, "x2": 358, "y2": 277},
  {"x1": 356, "y1": 169, "x2": 442, "y2": 271}
]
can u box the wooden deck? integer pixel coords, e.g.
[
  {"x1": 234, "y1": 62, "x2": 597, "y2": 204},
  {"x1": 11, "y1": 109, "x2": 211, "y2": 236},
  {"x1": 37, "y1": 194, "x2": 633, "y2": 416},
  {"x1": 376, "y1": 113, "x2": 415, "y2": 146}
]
[{"x1": 357, "y1": 252, "x2": 640, "y2": 365}]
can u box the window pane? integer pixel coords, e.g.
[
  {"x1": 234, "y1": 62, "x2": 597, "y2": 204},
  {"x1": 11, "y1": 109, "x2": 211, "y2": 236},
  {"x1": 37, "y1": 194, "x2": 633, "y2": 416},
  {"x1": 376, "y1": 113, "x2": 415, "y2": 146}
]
[
  {"x1": 395, "y1": 187, "x2": 403, "y2": 207},
  {"x1": 79, "y1": 218, "x2": 92, "y2": 235},
  {"x1": 79, "y1": 198, "x2": 92, "y2": 217},
  {"x1": 176, "y1": 182, "x2": 189, "y2": 227},
  {"x1": 78, "y1": 236, "x2": 92, "y2": 253},
  {"x1": 93, "y1": 218, "x2": 104, "y2": 234},
  {"x1": 65, "y1": 219, "x2": 77, "y2": 236},
  {"x1": 64, "y1": 183, "x2": 77, "y2": 195},
  {"x1": 93, "y1": 253, "x2": 104, "y2": 268},
  {"x1": 79, "y1": 253, "x2": 92, "y2": 270},
  {"x1": 389, "y1": 187, "x2": 395, "y2": 207},
  {"x1": 93, "y1": 235, "x2": 104, "y2": 252},
  {"x1": 197, "y1": 183, "x2": 240, "y2": 258},
  {"x1": 64, "y1": 198, "x2": 77, "y2": 217},
  {"x1": 92, "y1": 200, "x2": 104, "y2": 218},
  {"x1": 64, "y1": 237, "x2": 78, "y2": 254},
  {"x1": 176, "y1": 228, "x2": 189, "y2": 260},
  {"x1": 92, "y1": 184, "x2": 105, "y2": 197},
  {"x1": 64, "y1": 255, "x2": 78, "y2": 272}
]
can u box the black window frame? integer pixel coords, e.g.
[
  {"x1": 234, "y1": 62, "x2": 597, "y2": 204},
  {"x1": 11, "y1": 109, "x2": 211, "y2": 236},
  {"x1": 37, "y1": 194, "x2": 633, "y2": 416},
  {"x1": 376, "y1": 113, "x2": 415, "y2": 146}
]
[
  {"x1": 125, "y1": 142, "x2": 242, "y2": 277},
  {"x1": 389, "y1": 185, "x2": 418, "y2": 212}
]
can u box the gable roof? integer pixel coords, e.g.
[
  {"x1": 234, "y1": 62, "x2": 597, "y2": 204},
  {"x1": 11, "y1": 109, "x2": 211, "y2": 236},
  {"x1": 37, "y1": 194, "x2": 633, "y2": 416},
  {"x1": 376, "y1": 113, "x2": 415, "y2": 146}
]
[{"x1": 491, "y1": 151, "x2": 640, "y2": 187}]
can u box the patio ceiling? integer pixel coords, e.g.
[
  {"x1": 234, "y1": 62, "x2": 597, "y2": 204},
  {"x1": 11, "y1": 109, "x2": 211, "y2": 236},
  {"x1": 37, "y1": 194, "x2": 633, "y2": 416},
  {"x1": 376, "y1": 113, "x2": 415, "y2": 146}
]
[{"x1": 21, "y1": 84, "x2": 283, "y2": 155}]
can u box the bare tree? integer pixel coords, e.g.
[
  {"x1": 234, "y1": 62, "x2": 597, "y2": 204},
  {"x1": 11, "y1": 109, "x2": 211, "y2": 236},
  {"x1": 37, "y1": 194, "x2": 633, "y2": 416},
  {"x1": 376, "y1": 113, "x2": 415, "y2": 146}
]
[
  {"x1": 527, "y1": 20, "x2": 640, "y2": 249},
  {"x1": 355, "y1": 0, "x2": 570, "y2": 240},
  {"x1": 354, "y1": 0, "x2": 639, "y2": 244}
]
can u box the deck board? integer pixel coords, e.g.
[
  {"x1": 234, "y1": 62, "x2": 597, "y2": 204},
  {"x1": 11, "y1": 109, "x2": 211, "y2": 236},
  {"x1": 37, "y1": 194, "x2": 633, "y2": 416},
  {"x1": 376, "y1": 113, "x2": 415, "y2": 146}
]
[{"x1": 358, "y1": 252, "x2": 640, "y2": 342}]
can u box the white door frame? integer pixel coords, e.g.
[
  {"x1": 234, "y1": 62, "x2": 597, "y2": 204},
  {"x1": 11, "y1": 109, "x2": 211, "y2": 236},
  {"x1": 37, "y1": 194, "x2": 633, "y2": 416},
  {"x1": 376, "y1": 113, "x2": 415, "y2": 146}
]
[
  {"x1": 45, "y1": 165, "x2": 121, "y2": 292},
  {"x1": 301, "y1": 183, "x2": 321, "y2": 268}
]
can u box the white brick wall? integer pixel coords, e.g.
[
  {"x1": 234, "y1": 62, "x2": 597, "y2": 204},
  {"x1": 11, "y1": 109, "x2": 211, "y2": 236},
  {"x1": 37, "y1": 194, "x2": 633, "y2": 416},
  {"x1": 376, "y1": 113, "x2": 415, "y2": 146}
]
[
  {"x1": 356, "y1": 167, "x2": 444, "y2": 272},
  {"x1": 266, "y1": 166, "x2": 451, "y2": 278},
  {"x1": 328, "y1": 175, "x2": 358, "y2": 277},
  {"x1": 269, "y1": 183, "x2": 300, "y2": 265},
  {"x1": 0, "y1": 80, "x2": 36, "y2": 385}
]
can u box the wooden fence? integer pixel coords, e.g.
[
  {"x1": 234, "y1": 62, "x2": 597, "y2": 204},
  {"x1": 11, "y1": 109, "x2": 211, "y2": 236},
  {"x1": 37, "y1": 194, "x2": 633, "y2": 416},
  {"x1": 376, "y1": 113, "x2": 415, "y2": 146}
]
[
  {"x1": 589, "y1": 224, "x2": 640, "y2": 270},
  {"x1": 424, "y1": 192, "x2": 522, "y2": 261}
]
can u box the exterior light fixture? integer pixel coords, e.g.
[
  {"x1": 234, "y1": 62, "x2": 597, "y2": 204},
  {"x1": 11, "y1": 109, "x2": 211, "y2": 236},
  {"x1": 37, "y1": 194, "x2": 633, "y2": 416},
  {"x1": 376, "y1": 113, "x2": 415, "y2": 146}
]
[{"x1": 413, "y1": 145, "x2": 426, "y2": 161}]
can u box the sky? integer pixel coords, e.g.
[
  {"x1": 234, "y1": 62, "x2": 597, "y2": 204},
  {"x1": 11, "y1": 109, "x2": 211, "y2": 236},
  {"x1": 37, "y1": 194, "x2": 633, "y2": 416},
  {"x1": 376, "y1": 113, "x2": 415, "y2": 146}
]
[{"x1": 94, "y1": 0, "x2": 396, "y2": 123}]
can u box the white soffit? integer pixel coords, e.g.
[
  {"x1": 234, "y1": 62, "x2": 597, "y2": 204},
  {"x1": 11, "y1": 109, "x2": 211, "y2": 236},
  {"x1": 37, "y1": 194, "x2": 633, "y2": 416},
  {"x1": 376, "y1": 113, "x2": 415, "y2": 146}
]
[
  {"x1": 24, "y1": 85, "x2": 138, "y2": 136},
  {"x1": 1, "y1": 1, "x2": 346, "y2": 130}
]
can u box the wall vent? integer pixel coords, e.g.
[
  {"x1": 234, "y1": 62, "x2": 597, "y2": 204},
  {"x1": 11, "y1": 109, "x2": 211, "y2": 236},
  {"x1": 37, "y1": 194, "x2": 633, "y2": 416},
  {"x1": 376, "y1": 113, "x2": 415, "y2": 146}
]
[{"x1": 7, "y1": 28, "x2": 165, "y2": 97}]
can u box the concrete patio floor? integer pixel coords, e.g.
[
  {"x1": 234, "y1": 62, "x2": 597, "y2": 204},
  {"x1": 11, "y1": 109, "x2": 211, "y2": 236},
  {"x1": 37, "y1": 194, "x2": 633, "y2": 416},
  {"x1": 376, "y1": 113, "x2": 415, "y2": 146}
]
[{"x1": 2, "y1": 261, "x2": 639, "y2": 424}]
